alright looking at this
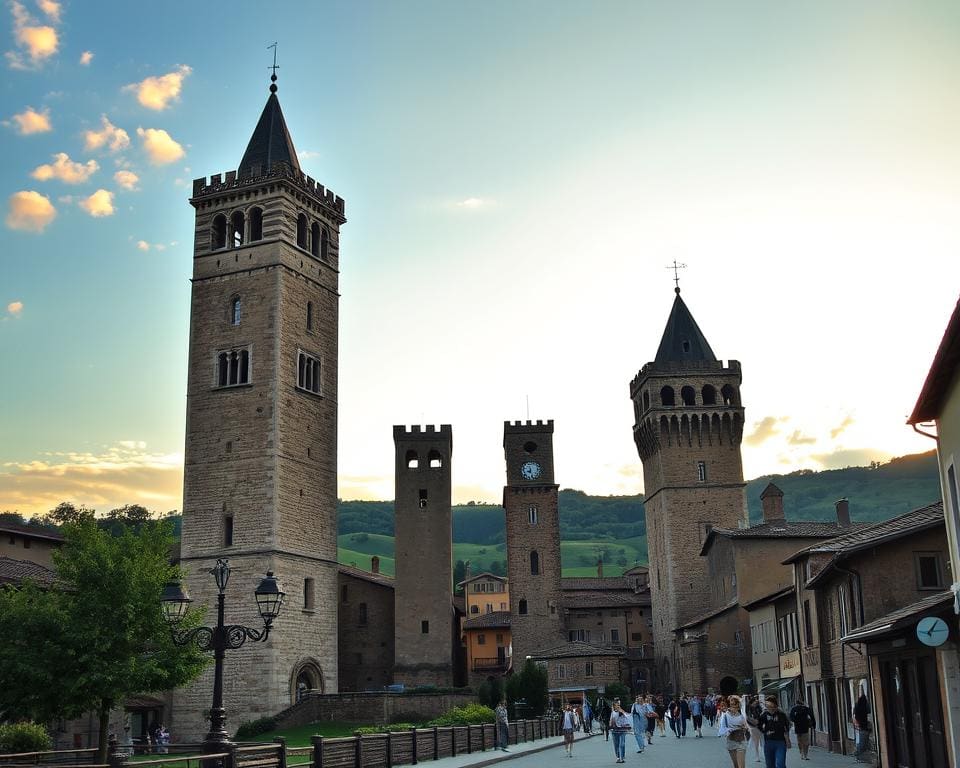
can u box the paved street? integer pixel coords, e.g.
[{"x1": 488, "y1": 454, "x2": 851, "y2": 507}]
[{"x1": 432, "y1": 728, "x2": 869, "y2": 768}]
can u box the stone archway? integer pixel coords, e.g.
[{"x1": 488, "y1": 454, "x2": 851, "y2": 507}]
[
  {"x1": 290, "y1": 658, "x2": 325, "y2": 704},
  {"x1": 719, "y1": 676, "x2": 738, "y2": 696}
]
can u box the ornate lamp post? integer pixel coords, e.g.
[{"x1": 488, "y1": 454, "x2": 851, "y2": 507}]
[{"x1": 161, "y1": 559, "x2": 285, "y2": 751}]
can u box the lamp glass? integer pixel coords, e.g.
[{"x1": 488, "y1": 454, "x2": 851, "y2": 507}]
[{"x1": 255, "y1": 571, "x2": 285, "y2": 621}]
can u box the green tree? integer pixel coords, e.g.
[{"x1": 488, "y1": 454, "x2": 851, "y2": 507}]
[
  {"x1": 505, "y1": 659, "x2": 548, "y2": 716},
  {"x1": 0, "y1": 518, "x2": 207, "y2": 761},
  {"x1": 452, "y1": 559, "x2": 467, "y2": 593}
]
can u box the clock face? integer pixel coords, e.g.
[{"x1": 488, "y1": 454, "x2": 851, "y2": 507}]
[
  {"x1": 520, "y1": 461, "x2": 542, "y2": 481},
  {"x1": 916, "y1": 616, "x2": 950, "y2": 647}
]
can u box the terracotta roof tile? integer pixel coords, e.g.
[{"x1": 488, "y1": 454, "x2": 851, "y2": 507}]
[
  {"x1": 529, "y1": 641, "x2": 622, "y2": 659},
  {"x1": 0, "y1": 557, "x2": 57, "y2": 587},
  {"x1": 463, "y1": 611, "x2": 511, "y2": 630},
  {"x1": 337, "y1": 563, "x2": 394, "y2": 588}
]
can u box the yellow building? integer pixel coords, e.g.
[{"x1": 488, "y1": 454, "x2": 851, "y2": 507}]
[{"x1": 459, "y1": 573, "x2": 511, "y2": 686}]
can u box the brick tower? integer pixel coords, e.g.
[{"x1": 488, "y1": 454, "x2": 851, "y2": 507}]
[
  {"x1": 393, "y1": 425, "x2": 455, "y2": 686},
  {"x1": 629, "y1": 288, "x2": 747, "y2": 694},
  {"x1": 173, "y1": 77, "x2": 346, "y2": 738},
  {"x1": 503, "y1": 420, "x2": 565, "y2": 663}
]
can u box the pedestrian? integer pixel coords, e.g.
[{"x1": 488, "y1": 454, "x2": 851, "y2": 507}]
[
  {"x1": 718, "y1": 694, "x2": 750, "y2": 768},
  {"x1": 561, "y1": 703, "x2": 577, "y2": 757},
  {"x1": 678, "y1": 695, "x2": 690, "y2": 737},
  {"x1": 629, "y1": 695, "x2": 645, "y2": 753},
  {"x1": 609, "y1": 700, "x2": 632, "y2": 763},
  {"x1": 706, "y1": 694, "x2": 717, "y2": 727},
  {"x1": 495, "y1": 699, "x2": 510, "y2": 752},
  {"x1": 853, "y1": 693, "x2": 871, "y2": 763},
  {"x1": 643, "y1": 695, "x2": 658, "y2": 745},
  {"x1": 746, "y1": 695, "x2": 764, "y2": 763},
  {"x1": 690, "y1": 694, "x2": 704, "y2": 737},
  {"x1": 583, "y1": 698, "x2": 593, "y2": 734},
  {"x1": 757, "y1": 696, "x2": 791, "y2": 768},
  {"x1": 156, "y1": 726, "x2": 169, "y2": 755},
  {"x1": 789, "y1": 697, "x2": 815, "y2": 761},
  {"x1": 655, "y1": 696, "x2": 667, "y2": 737},
  {"x1": 666, "y1": 698, "x2": 679, "y2": 737},
  {"x1": 598, "y1": 697, "x2": 612, "y2": 741}
]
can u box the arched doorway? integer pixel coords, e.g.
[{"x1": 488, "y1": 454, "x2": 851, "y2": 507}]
[
  {"x1": 290, "y1": 658, "x2": 325, "y2": 704},
  {"x1": 719, "y1": 676, "x2": 738, "y2": 696}
]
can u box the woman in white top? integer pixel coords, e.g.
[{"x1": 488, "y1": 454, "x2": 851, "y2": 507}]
[
  {"x1": 629, "y1": 696, "x2": 646, "y2": 753},
  {"x1": 718, "y1": 695, "x2": 749, "y2": 768}
]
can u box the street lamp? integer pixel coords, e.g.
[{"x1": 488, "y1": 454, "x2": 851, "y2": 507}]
[{"x1": 161, "y1": 559, "x2": 285, "y2": 752}]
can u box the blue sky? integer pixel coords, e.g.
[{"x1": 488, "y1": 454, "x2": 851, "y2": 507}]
[{"x1": 2, "y1": 1, "x2": 959, "y2": 514}]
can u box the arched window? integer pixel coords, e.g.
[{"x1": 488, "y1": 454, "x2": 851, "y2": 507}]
[
  {"x1": 721, "y1": 384, "x2": 738, "y2": 406},
  {"x1": 216, "y1": 348, "x2": 250, "y2": 387},
  {"x1": 660, "y1": 386, "x2": 675, "y2": 406},
  {"x1": 530, "y1": 551, "x2": 540, "y2": 575},
  {"x1": 230, "y1": 296, "x2": 241, "y2": 326},
  {"x1": 518, "y1": 599, "x2": 528, "y2": 615},
  {"x1": 702, "y1": 385, "x2": 717, "y2": 406},
  {"x1": 681, "y1": 385, "x2": 696, "y2": 406},
  {"x1": 310, "y1": 222, "x2": 320, "y2": 257},
  {"x1": 212, "y1": 214, "x2": 227, "y2": 250},
  {"x1": 405, "y1": 450, "x2": 419, "y2": 469},
  {"x1": 428, "y1": 450, "x2": 442, "y2": 468},
  {"x1": 320, "y1": 226, "x2": 329, "y2": 260},
  {"x1": 297, "y1": 351, "x2": 321, "y2": 394},
  {"x1": 231, "y1": 211, "x2": 245, "y2": 247},
  {"x1": 306, "y1": 301, "x2": 313, "y2": 331},
  {"x1": 249, "y1": 207, "x2": 263, "y2": 242},
  {"x1": 217, "y1": 352, "x2": 228, "y2": 386},
  {"x1": 642, "y1": 391, "x2": 650, "y2": 412},
  {"x1": 297, "y1": 213, "x2": 308, "y2": 249}
]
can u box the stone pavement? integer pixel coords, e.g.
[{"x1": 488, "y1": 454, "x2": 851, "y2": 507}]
[{"x1": 427, "y1": 727, "x2": 869, "y2": 768}]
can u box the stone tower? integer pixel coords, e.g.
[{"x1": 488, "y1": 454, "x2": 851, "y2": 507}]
[
  {"x1": 629, "y1": 289, "x2": 747, "y2": 694},
  {"x1": 173, "y1": 78, "x2": 346, "y2": 738},
  {"x1": 393, "y1": 425, "x2": 455, "y2": 686},
  {"x1": 503, "y1": 420, "x2": 565, "y2": 663}
]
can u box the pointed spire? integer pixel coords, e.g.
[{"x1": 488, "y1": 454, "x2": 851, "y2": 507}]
[
  {"x1": 653, "y1": 289, "x2": 717, "y2": 364},
  {"x1": 237, "y1": 73, "x2": 301, "y2": 178}
]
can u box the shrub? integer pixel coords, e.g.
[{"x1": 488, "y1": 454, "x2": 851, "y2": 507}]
[
  {"x1": 427, "y1": 704, "x2": 495, "y2": 726},
  {"x1": 604, "y1": 682, "x2": 629, "y2": 702},
  {"x1": 355, "y1": 722, "x2": 421, "y2": 734},
  {"x1": 234, "y1": 716, "x2": 278, "y2": 740},
  {"x1": 0, "y1": 722, "x2": 52, "y2": 754},
  {"x1": 478, "y1": 678, "x2": 503, "y2": 709}
]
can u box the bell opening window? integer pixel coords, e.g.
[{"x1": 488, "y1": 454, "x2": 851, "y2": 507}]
[
  {"x1": 406, "y1": 450, "x2": 419, "y2": 469},
  {"x1": 249, "y1": 207, "x2": 263, "y2": 241},
  {"x1": 721, "y1": 384, "x2": 738, "y2": 406},
  {"x1": 702, "y1": 385, "x2": 717, "y2": 405},
  {"x1": 660, "y1": 386, "x2": 675, "y2": 406},
  {"x1": 528, "y1": 505, "x2": 538, "y2": 525},
  {"x1": 296, "y1": 213, "x2": 308, "y2": 249},
  {"x1": 428, "y1": 449, "x2": 443, "y2": 468},
  {"x1": 681, "y1": 385, "x2": 696, "y2": 406},
  {"x1": 216, "y1": 348, "x2": 251, "y2": 387},
  {"x1": 320, "y1": 226, "x2": 329, "y2": 260},
  {"x1": 297, "y1": 350, "x2": 322, "y2": 395},
  {"x1": 523, "y1": 441, "x2": 537, "y2": 453},
  {"x1": 230, "y1": 296, "x2": 241, "y2": 326},
  {"x1": 642, "y1": 391, "x2": 650, "y2": 411},
  {"x1": 310, "y1": 222, "x2": 320, "y2": 257},
  {"x1": 211, "y1": 214, "x2": 227, "y2": 250},
  {"x1": 231, "y1": 211, "x2": 245, "y2": 248}
]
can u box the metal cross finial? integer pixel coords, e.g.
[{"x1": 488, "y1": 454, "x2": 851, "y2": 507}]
[
  {"x1": 666, "y1": 260, "x2": 687, "y2": 294},
  {"x1": 268, "y1": 43, "x2": 279, "y2": 91}
]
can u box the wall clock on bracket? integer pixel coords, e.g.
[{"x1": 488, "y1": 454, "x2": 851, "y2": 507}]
[
  {"x1": 520, "y1": 461, "x2": 542, "y2": 481},
  {"x1": 916, "y1": 616, "x2": 950, "y2": 647}
]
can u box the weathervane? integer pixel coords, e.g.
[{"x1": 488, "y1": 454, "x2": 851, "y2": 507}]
[
  {"x1": 268, "y1": 42, "x2": 279, "y2": 92},
  {"x1": 666, "y1": 260, "x2": 687, "y2": 294}
]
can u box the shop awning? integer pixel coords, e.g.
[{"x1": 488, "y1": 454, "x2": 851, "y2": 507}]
[{"x1": 841, "y1": 590, "x2": 953, "y2": 644}]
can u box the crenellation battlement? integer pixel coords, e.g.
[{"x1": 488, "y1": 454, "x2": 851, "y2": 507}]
[
  {"x1": 503, "y1": 419, "x2": 554, "y2": 434},
  {"x1": 630, "y1": 359, "x2": 742, "y2": 392},
  {"x1": 191, "y1": 162, "x2": 346, "y2": 218},
  {"x1": 393, "y1": 424, "x2": 453, "y2": 440}
]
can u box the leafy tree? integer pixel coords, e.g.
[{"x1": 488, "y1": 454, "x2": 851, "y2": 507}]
[
  {"x1": 452, "y1": 559, "x2": 466, "y2": 593},
  {"x1": 0, "y1": 512, "x2": 27, "y2": 526},
  {"x1": 605, "y1": 681, "x2": 629, "y2": 701},
  {"x1": 32, "y1": 501, "x2": 95, "y2": 528},
  {"x1": 505, "y1": 659, "x2": 548, "y2": 716},
  {"x1": 0, "y1": 518, "x2": 207, "y2": 761}
]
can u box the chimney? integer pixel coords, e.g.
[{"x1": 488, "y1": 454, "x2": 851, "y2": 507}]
[
  {"x1": 760, "y1": 483, "x2": 785, "y2": 522},
  {"x1": 836, "y1": 498, "x2": 851, "y2": 527},
  {"x1": 597, "y1": 558, "x2": 604, "y2": 578},
  {"x1": 371, "y1": 555, "x2": 380, "y2": 574}
]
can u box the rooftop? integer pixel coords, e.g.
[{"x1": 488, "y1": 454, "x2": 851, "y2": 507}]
[
  {"x1": 337, "y1": 563, "x2": 394, "y2": 588},
  {"x1": 0, "y1": 522, "x2": 64, "y2": 542},
  {"x1": 0, "y1": 557, "x2": 57, "y2": 587},
  {"x1": 653, "y1": 291, "x2": 717, "y2": 365},
  {"x1": 562, "y1": 590, "x2": 651, "y2": 609},
  {"x1": 675, "y1": 597, "x2": 739, "y2": 631},
  {"x1": 909, "y1": 294, "x2": 960, "y2": 424},
  {"x1": 528, "y1": 640, "x2": 623, "y2": 660},
  {"x1": 842, "y1": 590, "x2": 954, "y2": 644},
  {"x1": 237, "y1": 88, "x2": 301, "y2": 179},
  {"x1": 560, "y1": 576, "x2": 634, "y2": 591},
  {"x1": 462, "y1": 611, "x2": 511, "y2": 630},
  {"x1": 701, "y1": 519, "x2": 860, "y2": 556}
]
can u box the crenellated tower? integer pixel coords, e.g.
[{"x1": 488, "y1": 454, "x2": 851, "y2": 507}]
[
  {"x1": 629, "y1": 288, "x2": 747, "y2": 694},
  {"x1": 393, "y1": 425, "x2": 455, "y2": 687},
  {"x1": 174, "y1": 76, "x2": 345, "y2": 738},
  {"x1": 503, "y1": 420, "x2": 565, "y2": 662}
]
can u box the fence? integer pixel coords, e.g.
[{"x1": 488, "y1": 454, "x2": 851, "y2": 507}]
[{"x1": 3, "y1": 719, "x2": 559, "y2": 768}]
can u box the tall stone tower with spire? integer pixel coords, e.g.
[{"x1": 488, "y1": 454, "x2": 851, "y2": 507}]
[
  {"x1": 173, "y1": 74, "x2": 346, "y2": 738},
  {"x1": 629, "y1": 288, "x2": 747, "y2": 694}
]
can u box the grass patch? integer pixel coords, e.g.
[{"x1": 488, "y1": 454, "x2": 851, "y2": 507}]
[{"x1": 241, "y1": 721, "x2": 368, "y2": 747}]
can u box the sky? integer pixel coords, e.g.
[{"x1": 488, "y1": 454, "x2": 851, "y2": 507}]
[{"x1": 1, "y1": 0, "x2": 958, "y2": 516}]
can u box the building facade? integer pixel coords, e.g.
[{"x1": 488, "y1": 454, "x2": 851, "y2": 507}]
[
  {"x1": 629, "y1": 288, "x2": 748, "y2": 694},
  {"x1": 173, "y1": 79, "x2": 345, "y2": 738},
  {"x1": 338, "y1": 561, "x2": 395, "y2": 693}
]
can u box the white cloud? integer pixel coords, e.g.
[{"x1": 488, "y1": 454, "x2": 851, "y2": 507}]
[
  {"x1": 6, "y1": 0, "x2": 58, "y2": 69},
  {"x1": 136, "y1": 240, "x2": 150, "y2": 251},
  {"x1": 113, "y1": 170, "x2": 139, "y2": 190},
  {"x1": 7, "y1": 300, "x2": 24, "y2": 316},
  {"x1": 83, "y1": 115, "x2": 130, "y2": 153},
  {"x1": 79, "y1": 50, "x2": 93, "y2": 66},
  {"x1": 830, "y1": 415, "x2": 855, "y2": 439},
  {"x1": 455, "y1": 197, "x2": 493, "y2": 210},
  {"x1": 31, "y1": 152, "x2": 99, "y2": 184},
  {"x1": 124, "y1": 64, "x2": 191, "y2": 111},
  {"x1": 78, "y1": 188, "x2": 114, "y2": 218},
  {"x1": 9, "y1": 105, "x2": 51, "y2": 134},
  {"x1": 137, "y1": 126, "x2": 185, "y2": 165},
  {"x1": 6, "y1": 190, "x2": 56, "y2": 232},
  {"x1": 745, "y1": 415, "x2": 787, "y2": 446},
  {"x1": 298, "y1": 150, "x2": 321, "y2": 160},
  {"x1": 36, "y1": 0, "x2": 60, "y2": 23}
]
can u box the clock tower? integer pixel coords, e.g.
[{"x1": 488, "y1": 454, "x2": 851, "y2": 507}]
[{"x1": 503, "y1": 420, "x2": 565, "y2": 663}]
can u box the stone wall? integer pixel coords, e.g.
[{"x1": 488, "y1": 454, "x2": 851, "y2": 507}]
[{"x1": 274, "y1": 692, "x2": 476, "y2": 730}]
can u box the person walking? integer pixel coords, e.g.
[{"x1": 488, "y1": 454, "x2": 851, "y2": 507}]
[
  {"x1": 561, "y1": 703, "x2": 577, "y2": 757},
  {"x1": 678, "y1": 695, "x2": 690, "y2": 737},
  {"x1": 609, "y1": 700, "x2": 632, "y2": 763},
  {"x1": 654, "y1": 696, "x2": 667, "y2": 737},
  {"x1": 718, "y1": 694, "x2": 750, "y2": 768},
  {"x1": 853, "y1": 693, "x2": 871, "y2": 763},
  {"x1": 788, "y1": 697, "x2": 815, "y2": 761},
  {"x1": 757, "y1": 696, "x2": 791, "y2": 768},
  {"x1": 690, "y1": 694, "x2": 704, "y2": 737},
  {"x1": 746, "y1": 695, "x2": 764, "y2": 763},
  {"x1": 495, "y1": 699, "x2": 510, "y2": 752},
  {"x1": 583, "y1": 699, "x2": 593, "y2": 734},
  {"x1": 598, "y1": 697, "x2": 612, "y2": 741},
  {"x1": 629, "y1": 695, "x2": 646, "y2": 753},
  {"x1": 643, "y1": 695, "x2": 657, "y2": 745},
  {"x1": 706, "y1": 694, "x2": 717, "y2": 727},
  {"x1": 666, "y1": 698, "x2": 679, "y2": 737}
]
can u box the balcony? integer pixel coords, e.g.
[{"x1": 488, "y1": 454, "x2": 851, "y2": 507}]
[{"x1": 473, "y1": 656, "x2": 511, "y2": 672}]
